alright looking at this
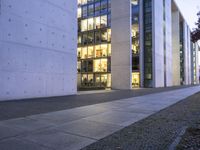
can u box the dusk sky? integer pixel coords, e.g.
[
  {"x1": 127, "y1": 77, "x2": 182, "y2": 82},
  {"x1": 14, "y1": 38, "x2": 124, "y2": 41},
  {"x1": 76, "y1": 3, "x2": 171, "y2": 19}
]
[
  {"x1": 175, "y1": 0, "x2": 200, "y2": 64},
  {"x1": 175, "y1": 0, "x2": 199, "y2": 30}
]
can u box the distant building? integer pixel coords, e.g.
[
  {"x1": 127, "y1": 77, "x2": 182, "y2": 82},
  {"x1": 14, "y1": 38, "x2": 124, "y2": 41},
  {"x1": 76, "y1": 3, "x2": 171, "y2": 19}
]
[
  {"x1": 191, "y1": 43, "x2": 200, "y2": 84},
  {"x1": 77, "y1": 0, "x2": 199, "y2": 90}
]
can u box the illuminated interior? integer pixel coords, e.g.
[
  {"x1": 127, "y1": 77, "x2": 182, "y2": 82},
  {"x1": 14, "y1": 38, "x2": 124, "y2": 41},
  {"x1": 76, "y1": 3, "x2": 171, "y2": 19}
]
[
  {"x1": 77, "y1": 0, "x2": 111, "y2": 89},
  {"x1": 132, "y1": 72, "x2": 140, "y2": 88},
  {"x1": 77, "y1": 0, "x2": 140, "y2": 89}
]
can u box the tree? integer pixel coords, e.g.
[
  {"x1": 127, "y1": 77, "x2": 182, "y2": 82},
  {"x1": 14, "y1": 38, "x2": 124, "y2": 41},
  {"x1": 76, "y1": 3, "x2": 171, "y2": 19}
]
[{"x1": 191, "y1": 11, "x2": 200, "y2": 43}]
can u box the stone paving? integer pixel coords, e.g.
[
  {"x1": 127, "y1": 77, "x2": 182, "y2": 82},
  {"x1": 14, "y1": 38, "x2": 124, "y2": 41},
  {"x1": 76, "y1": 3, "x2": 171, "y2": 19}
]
[{"x1": 0, "y1": 86, "x2": 199, "y2": 150}]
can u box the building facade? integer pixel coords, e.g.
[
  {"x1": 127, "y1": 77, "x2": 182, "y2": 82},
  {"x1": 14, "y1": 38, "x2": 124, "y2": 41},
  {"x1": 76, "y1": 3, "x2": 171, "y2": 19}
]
[
  {"x1": 77, "y1": 0, "x2": 199, "y2": 90},
  {"x1": 0, "y1": 0, "x2": 77, "y2": 101}
]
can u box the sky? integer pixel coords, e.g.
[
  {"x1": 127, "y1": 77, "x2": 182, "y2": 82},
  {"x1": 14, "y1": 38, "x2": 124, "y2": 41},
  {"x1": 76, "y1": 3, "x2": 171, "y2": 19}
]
[{"x1": 175, "y1": 0, "x2": 200, "y2": 65}]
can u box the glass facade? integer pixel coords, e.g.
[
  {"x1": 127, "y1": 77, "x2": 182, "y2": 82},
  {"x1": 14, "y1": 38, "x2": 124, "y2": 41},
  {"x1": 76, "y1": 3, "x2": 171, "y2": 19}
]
[
  {"x1": 143, "y1": 0, "x2": 153, "y2": 87},
  {"x1": 180, "y1": 21, "x2": 184, "y2": 85},
  {"x1": 191, "y1": 43, "x2": 197, "y2": 84},
  {"x1": 78, "y1": 0, "x2": 141, "y2": 89},
  {"x1": 78, "y1": 0, "x2": 111, "y2": 89},
  {"x1": 131, "y1": 0, "x2": 140, "y2": 88}
]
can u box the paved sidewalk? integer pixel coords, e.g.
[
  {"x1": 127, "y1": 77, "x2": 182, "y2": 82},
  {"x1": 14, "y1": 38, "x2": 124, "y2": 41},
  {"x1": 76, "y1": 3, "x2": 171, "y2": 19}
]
[
  {"x1": 0, "y1": 86, "x2": 199, "y2": 150},
  {"x1": 0, "y1": 85, "x2": 195, "y2": 121}
]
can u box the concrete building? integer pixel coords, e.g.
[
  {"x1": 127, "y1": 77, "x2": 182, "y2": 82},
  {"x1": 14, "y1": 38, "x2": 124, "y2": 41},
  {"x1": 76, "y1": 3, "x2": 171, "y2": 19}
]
[
  {"x1": 0, "y1": 0, "x2": 77, "y2": 101},
  {"x1": 77, "y1": 0, "x2": 199, "y2": 90},
  {"x1": 191, "y1": 43, "x2": 200, "y2": 85}
]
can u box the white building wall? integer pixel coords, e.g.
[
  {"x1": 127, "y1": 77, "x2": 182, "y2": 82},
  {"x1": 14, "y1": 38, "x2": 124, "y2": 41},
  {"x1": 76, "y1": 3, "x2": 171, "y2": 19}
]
[
  {"x1": 111, "y1": 0, "x2": 132, "y2": 89},
  {"x1": 187, "y1": 26, "x2": 192, "y2": 84},
  {"x1": 183, "y1": 22, "x2": 191, "y2": 85},
  {"x1": 165, "y1": 0, "x2": 173, "y2": 86},
  {"x1": 152, "y1": 0, "x2": 165, "y2": 87},
  {"x1": 172, "y1": 10, "x2": 181, "y2": 86},
  {"x1": 0, "y1": 0, "x2": 77, "y2": 101},
  {"x1": 196, "y1": 45, "x2": 200, "y2": 84}
]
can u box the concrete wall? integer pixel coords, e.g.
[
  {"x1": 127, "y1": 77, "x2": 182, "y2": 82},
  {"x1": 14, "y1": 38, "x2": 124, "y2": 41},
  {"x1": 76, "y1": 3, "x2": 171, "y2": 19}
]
[
  {"x1": 191, "y1": 43, "x2": 200, "y2": 84},
  {"x1": 111, "y1": 0, "x2": 132, "y2": 89},
  {"x1": 172, "y1": 10, "x2": 181, "y2": 86},
  {"x1": 196, "y1": 45, "x2": 200, "y2": 84},
  {"x1": 165, "y1": 0, "x2": 173, "y2": 86},
  {"x1": 183, "y1": 23, "x2": 192, "y2": 85},
  {"x1": 0, "y1": 0, "x2": 77, "y2": 101},
  {"x1": 152, "y1": 0, "x2": 165, "y2": 87}
]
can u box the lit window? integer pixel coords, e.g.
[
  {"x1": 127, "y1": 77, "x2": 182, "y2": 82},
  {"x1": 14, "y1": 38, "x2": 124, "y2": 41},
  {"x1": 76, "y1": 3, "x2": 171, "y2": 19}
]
[
  {"x1": 101, "y1": 74, "x2": 108, "y2": 87},
  {"x1": 108, "y1": 44, "x2": 111, "y2": 56},
  {"x1": 95, "y1": 74, "x2": 101, "y2": 87},
  {"x1": 93, "y1": 59, "x2": 107, "y2": 72},
  {"x1": 78, "y1": 34, "x2": 81, "y2": 44},
  {"x1": 132, "y1": 72, "x2": 140, "y2": 87},
  {"x1": 77, "y1": 61, "x2": 81, "y2": 72},
  {"x1": 95, "y1": 45, "x2": 101, "y2": 57},
  {"x1": 82, "y1": 0, "x2": 87, "y2": 5},
  {"x1": 107, "y1": 29, "x2": 111, "y2": 42},
  {"x1": 101, "y1": 30, "x2": 108, "y2": 42},
  {"x1": 107, "y1": 74, "x2": 111, "y2": 87},
  {"x1": 131, "y1": 0, "x2": 138, "y2": 5},
  {"x1": 94, "y1": 59, "x2": 101, "y2": 72},
  {"x1": 88, "y1": 74, "x2": 94, "y2": 86},
  {"x1": 101, "y1": 15, "x2": 107, "y2": 28},
  {"x1": 78, "y1": 8, "x2": 82, "y2": 18},
  {"x1": 78, "y1": 0, "x2": 82, "y2": 6},
  {"x1": 82, "y1": 74, "x2": 88, "y2": 86},
  {"x1": 81, "y1": 47, "x2": 87, "y2": 59},
  {"x1": 88, "y1": 18, "x2": 94, "y2": 30},
  {"x1": 87, "y1": 32, "x2": 94, "y2": 44},
  {"x1": 77, "y1": 48, "x2": 81, "y2": 58},
  {"x1": 101, "y1": 59, "x2": 108, "y2": 72},
  {"x1": 101, "y1": 44, "x2": 108, "y2": 57},
  {"x1": 88, "y1": 46, "x2": 94, "y2": 58},
  {"x1": 81, "y1": 19, "x2": 87, "y2": 31},
  {"x1": 95, "y1": 17, "x2": 101, "y2": 29}
]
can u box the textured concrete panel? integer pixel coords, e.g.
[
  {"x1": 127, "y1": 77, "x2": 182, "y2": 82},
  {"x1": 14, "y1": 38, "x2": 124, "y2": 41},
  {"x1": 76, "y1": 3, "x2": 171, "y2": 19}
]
[
  {"x1": 172, "y1": 10, "x2": 181, "y2": 86},
  {"x1": 165, "y1": 0, "x2": 173, "y2": 86},
  {"x1": 152, "y1": 0, "x2": 165, "y2": 87},
  {"x1": 183, "y1": 23, "x2": 192, "y2": 85},
  {"x1": 0, "y1": 0, "x2": 77, "y2": 101},
  {"x1": 111, "y1": 0, "x2": 132, "y2": 89}
]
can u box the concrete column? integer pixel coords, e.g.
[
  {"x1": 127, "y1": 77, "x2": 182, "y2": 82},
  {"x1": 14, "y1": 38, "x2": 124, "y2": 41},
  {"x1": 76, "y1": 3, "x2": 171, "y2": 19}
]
[
  {"x1": 0, "y1": 0, "x2": 77, "y2": 101},
  {"x1": 165, "y1": 0, "x2": 173, "y2": 86},
  {"x1": 183, "y1": 23, "x2": 191, "y2": 85},
  {"x1": 111, "y1": 0, "x2": 132, "y2": 89},
  {"x1": 196, "y1": 45, "x2": 200, "y2": 84},
  {"x1": 152, "y1": 0, "x2": 165, "y2": 87},
  {"x1": 172, "y1": 10, "x2": 181, "y2": 86}
]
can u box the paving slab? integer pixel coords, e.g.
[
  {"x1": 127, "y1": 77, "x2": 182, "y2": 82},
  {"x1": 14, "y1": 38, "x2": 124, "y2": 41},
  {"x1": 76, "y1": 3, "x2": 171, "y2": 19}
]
[
  {"x1": 55, "y1": 119, "x2": 123, "y2": 140},
  {"x1": 0, "y1": 138, "x2": 51, "y2": 150},
  {"x1": 0, "y1": 125, "x2": 24, "y2": 140},
  {"x1": 84, "y1": 110, "x2": 149, "y2": 126},
  {"x1": 0, "y1": 118, "x2": 52, "y2": 132},
  {"x1": 29, "y1": 111, "x2": 84, "y2": 126},
  {"x1": 19, "y1": 129, "x2": 95, "y2": 150}
]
